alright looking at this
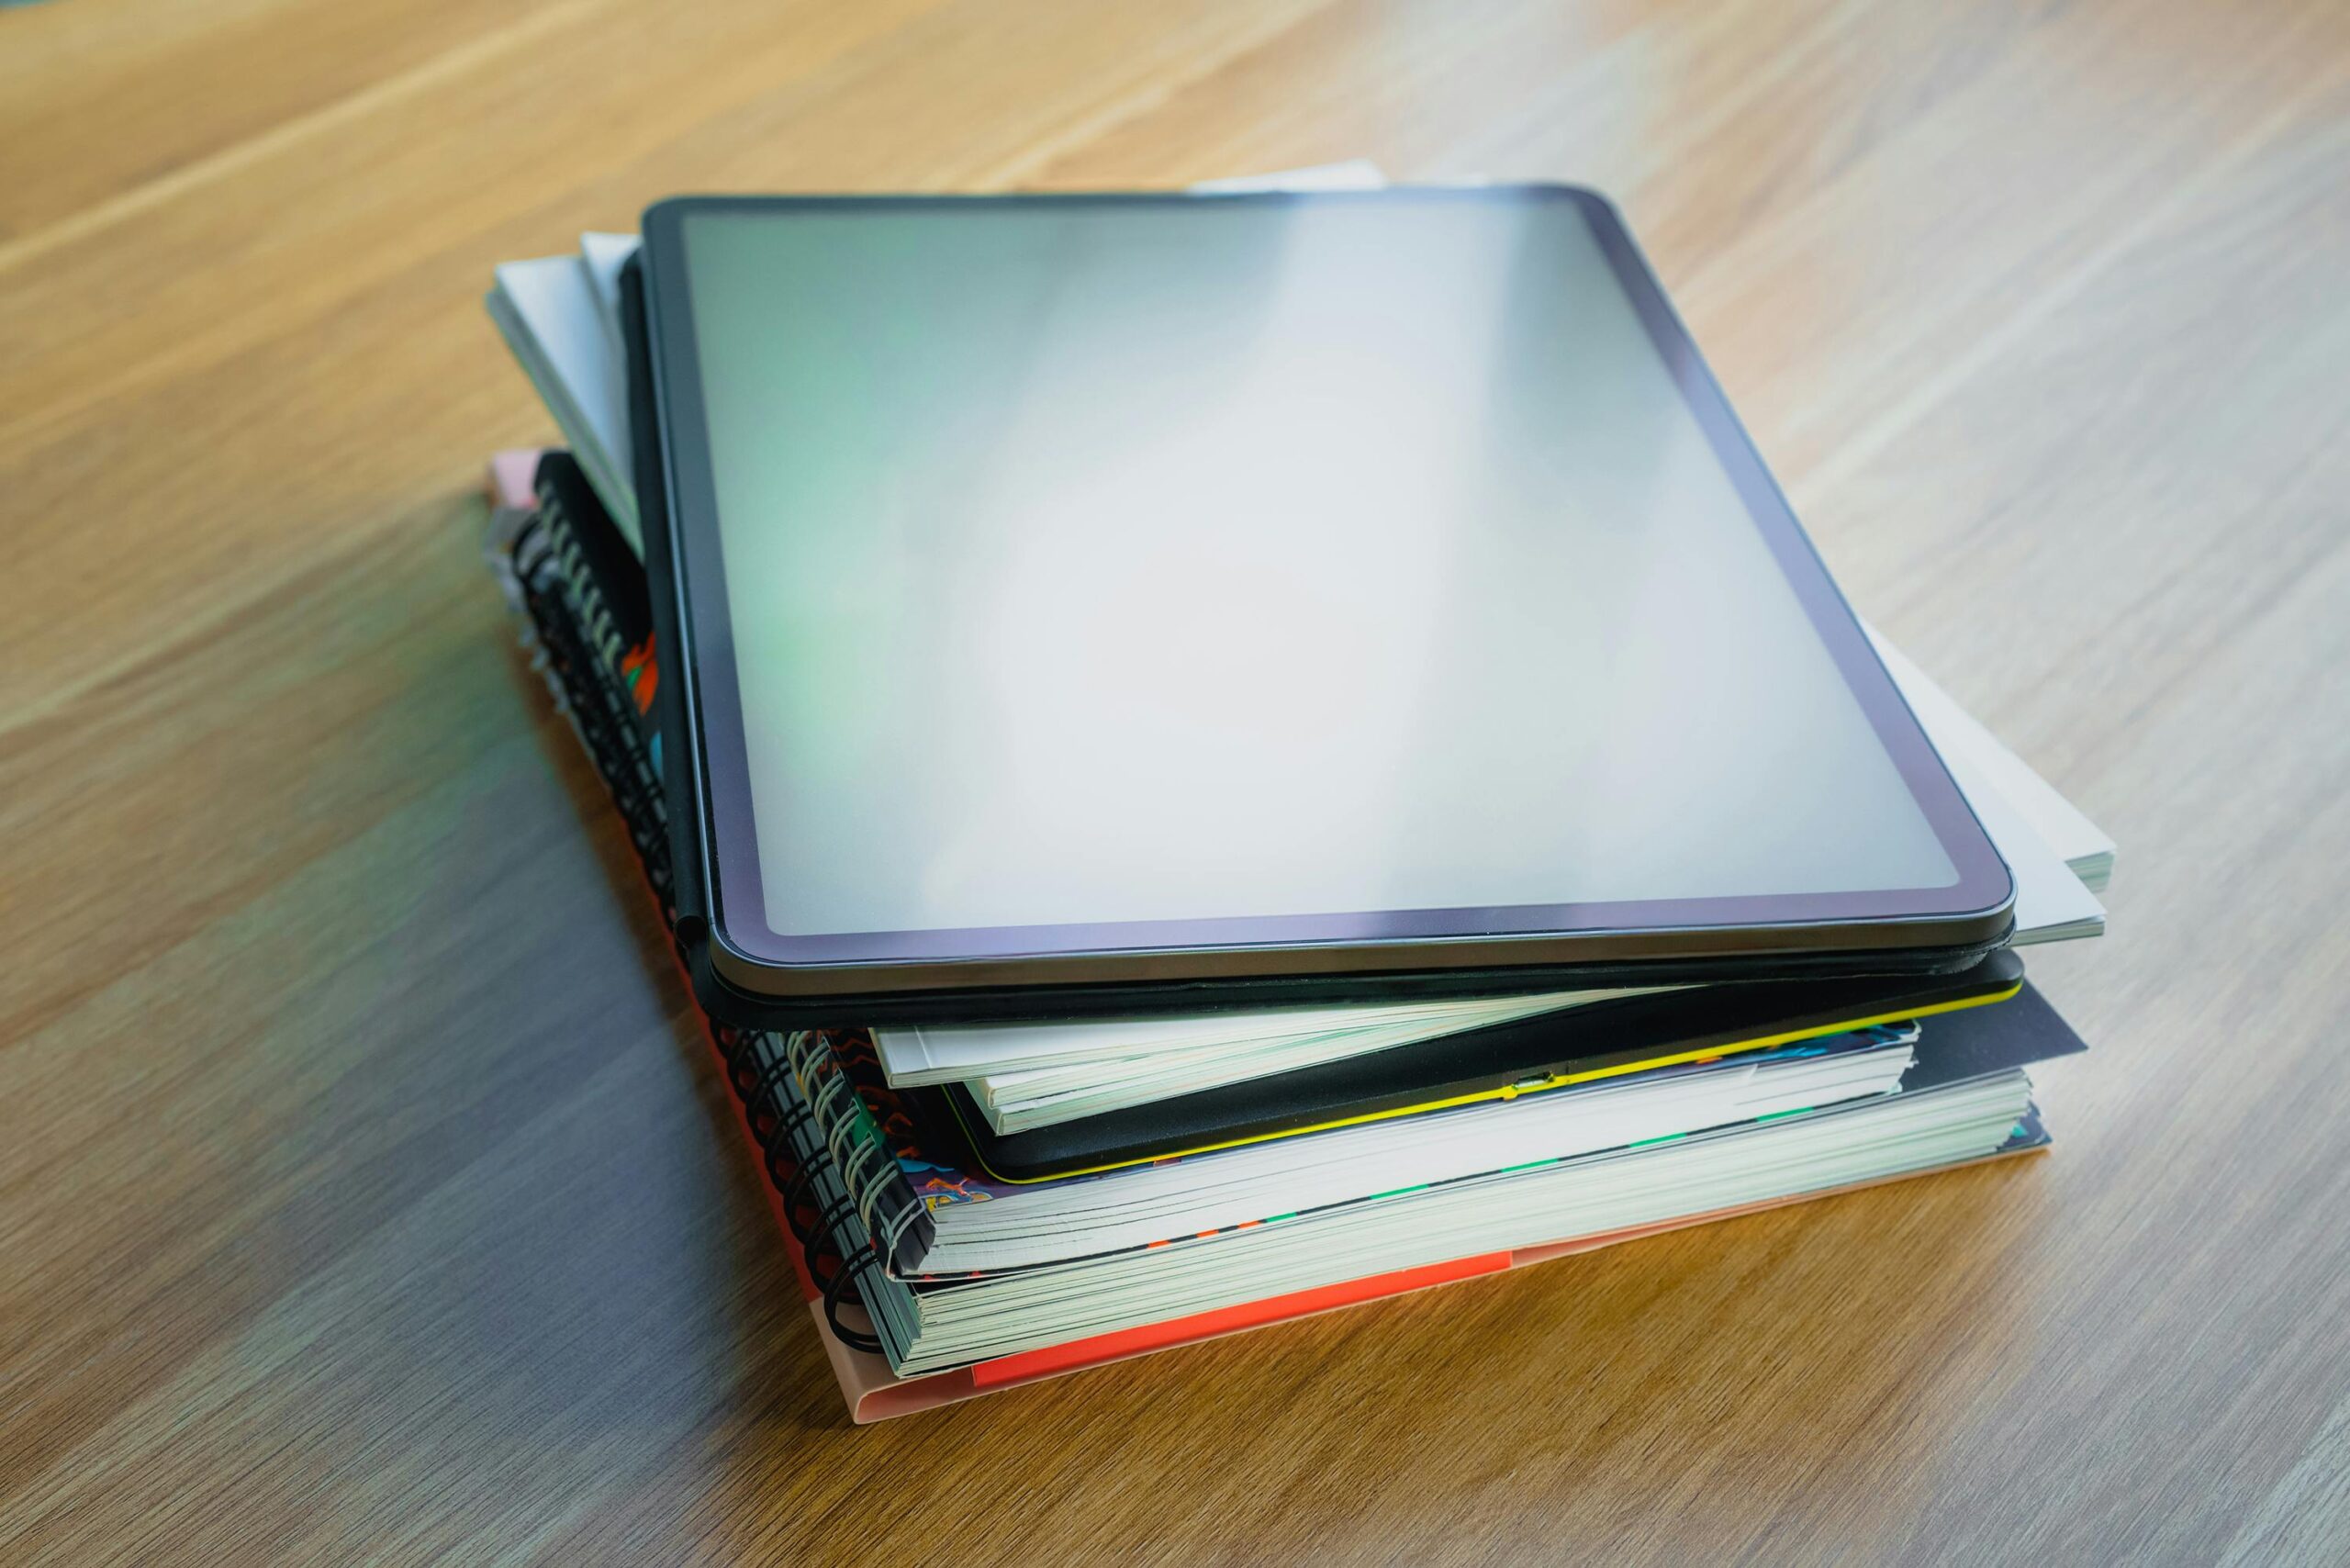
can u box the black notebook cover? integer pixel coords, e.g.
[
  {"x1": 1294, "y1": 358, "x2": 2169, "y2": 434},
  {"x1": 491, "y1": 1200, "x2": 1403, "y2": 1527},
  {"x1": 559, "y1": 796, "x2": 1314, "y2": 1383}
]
[{"x1": 938, "y1": 951, "x2": 2031, "y2": 1180}]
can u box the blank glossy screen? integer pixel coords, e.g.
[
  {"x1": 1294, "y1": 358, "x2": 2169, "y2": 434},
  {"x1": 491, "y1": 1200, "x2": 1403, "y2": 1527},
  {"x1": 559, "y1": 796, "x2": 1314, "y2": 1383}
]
[{"x1": 679, "y1": 197, "x2": 1957, "y2": 939}]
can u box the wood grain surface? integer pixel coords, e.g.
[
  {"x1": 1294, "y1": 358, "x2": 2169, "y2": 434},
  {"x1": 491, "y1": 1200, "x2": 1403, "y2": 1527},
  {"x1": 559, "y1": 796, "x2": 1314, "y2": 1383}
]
[{"x1": 5, "y1": 1, "x2": 2348, "y2": 1562}]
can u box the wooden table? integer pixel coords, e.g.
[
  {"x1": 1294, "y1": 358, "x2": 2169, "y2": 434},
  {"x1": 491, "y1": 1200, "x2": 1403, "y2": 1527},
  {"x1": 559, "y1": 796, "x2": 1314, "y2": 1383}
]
[{"x1": 6, "y1": 1, "x2": 2347, "y2": 1561}]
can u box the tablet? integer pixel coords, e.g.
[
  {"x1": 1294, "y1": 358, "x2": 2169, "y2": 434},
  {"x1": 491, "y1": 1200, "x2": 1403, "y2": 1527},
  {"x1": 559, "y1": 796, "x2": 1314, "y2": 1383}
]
[
  {"x1": 935, "y1": 950, "x2": 2027, "y2": 1180},
  {"x1": 636, "y1": 187, "x2": 2011, "y2": 1021}
]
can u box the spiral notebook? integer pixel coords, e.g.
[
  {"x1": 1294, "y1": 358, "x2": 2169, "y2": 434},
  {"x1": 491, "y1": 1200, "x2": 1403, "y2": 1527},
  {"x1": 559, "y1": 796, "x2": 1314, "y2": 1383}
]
[
  {"x1": 488, "y1": 447, "x2": 2086, "y2": 1421},
  {"x1": 770, "y1": 1003, "x2": 2069, "y2": 1383}
]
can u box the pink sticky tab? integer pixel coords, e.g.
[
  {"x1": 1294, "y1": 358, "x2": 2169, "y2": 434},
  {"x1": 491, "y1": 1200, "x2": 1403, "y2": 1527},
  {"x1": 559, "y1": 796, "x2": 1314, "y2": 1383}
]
[{"x1": 487, "y1": 448, "x2": 546, "y2": 511}]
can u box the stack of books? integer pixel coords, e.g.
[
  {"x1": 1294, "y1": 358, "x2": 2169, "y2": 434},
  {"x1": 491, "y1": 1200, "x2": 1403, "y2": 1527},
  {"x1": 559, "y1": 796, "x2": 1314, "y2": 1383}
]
[{"x1": 483, "y1": 168, "x2": 2109, "y2": 1422}]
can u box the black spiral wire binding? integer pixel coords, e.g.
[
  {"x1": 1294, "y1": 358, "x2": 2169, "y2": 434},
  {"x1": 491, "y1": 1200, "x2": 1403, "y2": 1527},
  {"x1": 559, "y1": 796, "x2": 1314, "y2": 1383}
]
[
  {"x1": 526, "y1": 483, "x2": 673, "y2": 889},
  {"x1": 725, "y1": 1025, "x2": 889, "y2": 1351},
  {"x1": 755, "y1": 1031, "x2": 887, "y2": 1353},
  {"x1": 822, "y1": 1247, "x2": 887, "y2": 1352},
  {"x1": 791, "y1": 1032, "x2": 938, "y2": 1276},
  {"x1": 508, "y1": 521, "x2": 888, "y2": 1357}
]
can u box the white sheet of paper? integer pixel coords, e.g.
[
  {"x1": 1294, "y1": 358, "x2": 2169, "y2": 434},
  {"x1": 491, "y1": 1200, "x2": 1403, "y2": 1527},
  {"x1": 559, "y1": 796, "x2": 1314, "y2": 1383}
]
[
  {"x1": 487, "y1": 255, "x2": 638, "y2": 544},
  {"x1": 1188, "y1": 159, "x2": 1390, "y2": 192},
  {"x1": 1867, "y1": 630, "x2": 2115, "y2": 887},
  {"x1": 579, "y1": 230, "x2": 642, "y2": 355}
]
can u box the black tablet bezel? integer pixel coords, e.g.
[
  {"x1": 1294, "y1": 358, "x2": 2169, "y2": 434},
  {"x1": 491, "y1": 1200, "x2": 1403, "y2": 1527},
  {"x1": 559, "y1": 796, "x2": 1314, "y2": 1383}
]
[{"x1": 640, "y1": 185, "x2": 2012, "y2": 1000}]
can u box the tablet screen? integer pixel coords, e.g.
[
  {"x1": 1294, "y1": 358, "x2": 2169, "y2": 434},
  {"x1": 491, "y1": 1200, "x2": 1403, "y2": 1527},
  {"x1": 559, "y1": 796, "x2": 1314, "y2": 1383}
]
[{"x1": 654, "y1": 190, "x2": 1997, "y2": 963}]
